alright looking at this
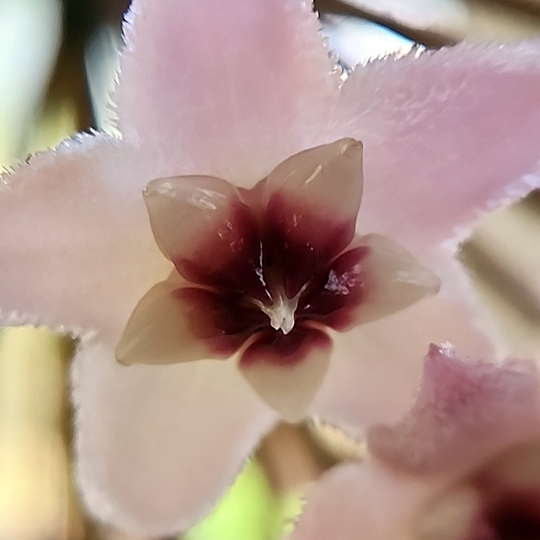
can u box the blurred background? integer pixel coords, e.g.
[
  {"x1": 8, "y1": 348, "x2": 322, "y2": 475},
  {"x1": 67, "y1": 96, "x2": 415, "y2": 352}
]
[{"x1": 0, "y1": 0, "x2": 540, "y2": 538}]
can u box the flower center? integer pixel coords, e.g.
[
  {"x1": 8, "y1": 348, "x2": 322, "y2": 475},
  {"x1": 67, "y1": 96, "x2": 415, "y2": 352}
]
[
  {"x1": 253, "y1": 289, "x2": 300, "y2": 335},
  {"x1": 118, "y1": 139, "x2": 438, "y2": 373},
  {"x1": 116, "y1": 139, "x2": 439, "y2": 419}
]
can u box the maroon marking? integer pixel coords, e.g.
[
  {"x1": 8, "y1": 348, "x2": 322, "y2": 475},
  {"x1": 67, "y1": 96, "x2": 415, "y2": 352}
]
[
  {"x1": 466, "y1": 478, "x2": 540, "y2": 540},
  {"x1": 175, "y1": 288, "x2": 268, "y2": 357},
  {"x1": 240, "y1": 323, "x2": 331, "y2": 367},
  {"x1": 298, "y1": 246, "x2": 369, "y2": 330},
  {"x1": 174, "y1": 201, "x2": 271, "y2": 303},
  {"x1": 170, "y1": 185, "x2": 369, "y2": 365},
  {"x1": 263, "y1": 191, "x2": 356, "y2": 298}
]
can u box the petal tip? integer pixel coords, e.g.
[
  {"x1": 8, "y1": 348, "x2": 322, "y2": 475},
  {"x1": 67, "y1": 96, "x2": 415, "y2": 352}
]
[{"x1": 339, "y1": 137, "x2": 363, "y2": 157}]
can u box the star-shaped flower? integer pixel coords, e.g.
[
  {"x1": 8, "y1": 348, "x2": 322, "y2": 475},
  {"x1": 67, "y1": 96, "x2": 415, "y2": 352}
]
[
  {"x1": 289, "y1": 344, "x2": 540, "y2": 540},
  {"x1": 116, "y1": 136, "x2": 440, "y2": 420},
  {"x1": 1, "y1": 0, "x2": 540, "y2": 535}
]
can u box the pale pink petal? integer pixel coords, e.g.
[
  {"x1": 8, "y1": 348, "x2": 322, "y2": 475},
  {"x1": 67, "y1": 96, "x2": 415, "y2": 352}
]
[
  {"x1": 73, "y1": 340, "x2": 277, "y2": 536},
  {"x1": 143, "y1": 176, "x2": 267, "y2": 299},
  {"x1": 116, "y1": 0, "x2": 339, "y2": 184},
  {"x1": 0, "y1": 133, "x2": 170, "y2": 343},
  {"x1": 310, "y1": 296, "x2": 495, "y2": 432},
  {"x1": 0, "y1": 133, "x2": 264, "y2": 535},
  {"x1": 287, "y1": 461, "x2": 439, "y2": 540},
  {"x1": 262, "y1": 138, "x2": 364, "y2": 298},
  {"x1": 117, "y1": 280, "x2": 268, "y2": 365},
  {"x1": 0, "y1": 134, "x2": 278, "y2": 534},
  {"x1": 240, "y1": 326, "x2": 332, "y2": 423},
  {"x1": 337, "y1": 41, "x2": 540, "y2": 269},
  {"x1": 368, "y1": 344, "x2": 540, "y2": 478}
]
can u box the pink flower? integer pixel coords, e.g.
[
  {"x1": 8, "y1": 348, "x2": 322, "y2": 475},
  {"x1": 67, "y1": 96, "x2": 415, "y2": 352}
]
[
  {"x1": 116, "y1": 136, "x2": 442, "y2": 423},
  {"x1": 1, "y1": 0, "x2": 540, "y2": 535},
  {"x1": 289, "y1": 344, "x2": 540, "y2": 540}
]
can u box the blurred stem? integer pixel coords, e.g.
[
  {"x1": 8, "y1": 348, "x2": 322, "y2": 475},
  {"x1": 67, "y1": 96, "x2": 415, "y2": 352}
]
[
  {"x1": 0, "y1": 328, "x2": 65, "y2": 428},
  {"x1": 257, "y1": 423, "x2": 325, "y2": 494},
  {"x1": 0, "y1": 327, "x2": 83, "y2": 540},
  {"x1": 315, "y1": 0, "x2": 459, "y2": 47},
  {"x1": 0, "y1": 0, "x2": 62, "y2": 166}
]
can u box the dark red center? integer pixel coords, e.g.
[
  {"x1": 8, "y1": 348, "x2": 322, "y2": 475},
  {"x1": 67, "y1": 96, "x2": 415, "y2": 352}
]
[
  {"x1": 173, "y1": 181, "x2": 368, "y2": 365},
  {"x1": 467, "y1": 481, "x2": 540, "y2": 540}
]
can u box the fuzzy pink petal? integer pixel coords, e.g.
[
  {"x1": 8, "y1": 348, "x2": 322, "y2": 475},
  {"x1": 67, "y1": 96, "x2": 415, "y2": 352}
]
[
  {"x1": 287, "y1": 461, "x2": 438, "y2": 540},
  {"x1": 73, "y1": 341, "x2": 277, "y2": 536},
  {"x1": 338, "y1": 41, "x2": 540, "y2": 270},
  {"x1": 0, "y1": 136, "x2": 279, "y2": 535},
  {"x1": 0, "y1": 133, "x2": 169, "y2": 343},
  {"x1": 368, "y1": 344, "x2": 540, "y2": 477},
  {"x1": 116, "y1": 0, "x2": 339, "y2": 184},
  {"x1": 310, "y1": 296, "x2": 494, "y2": 432}
]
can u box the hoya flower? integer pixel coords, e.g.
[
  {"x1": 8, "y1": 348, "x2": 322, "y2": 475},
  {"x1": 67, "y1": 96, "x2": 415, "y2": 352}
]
[
  {"x1": 1, "y1": 0, "x2": 540, "y2": 534},
  {"x1": 115, "y1": 135, "x2": 443, "y2": 421},
  {"x1": 289, "y1": 344, "x2": 540, "y2": 540}
]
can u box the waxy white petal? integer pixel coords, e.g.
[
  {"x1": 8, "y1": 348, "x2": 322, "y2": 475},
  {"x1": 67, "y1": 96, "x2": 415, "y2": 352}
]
[
  {"x1": 262, "y1": 139, "x2": 364, "y2": 298},
  {"x1": 240, "y1": 326, "x2": 332, "y2": 423},
  {"x1": 117, "y1": 278, "x2": 269, "y2": 365},
  {"x1": 144, "y1": 175, "x2": 267, "y2": 298},
  {"x1": 352, "y1": 233, "x2": 440, "y2": 324},
  {"x1": 143, "y1": 175, "x2": 243, "y2": 261},
  {"x1": 264, "y1": 138, "x2": 364, "y2": 229},
  {"x1": 309, "y1": 233, "x2": 440, "y2": 331},
  {"x1": 116, "y1": 280, "x2": 211, "y2": 365}
]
